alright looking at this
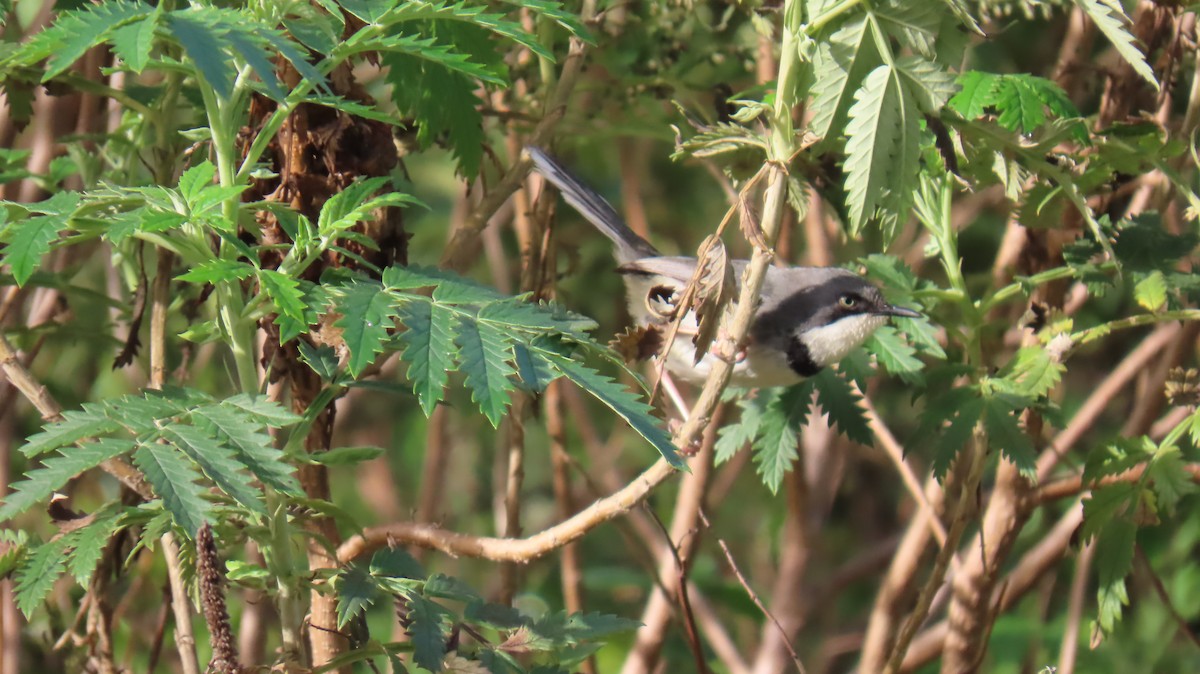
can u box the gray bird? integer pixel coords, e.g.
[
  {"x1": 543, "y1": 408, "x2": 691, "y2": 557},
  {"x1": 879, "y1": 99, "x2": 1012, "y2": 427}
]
[{"x1": 526, "y1": 147, "x2": 921, "y2": 388}]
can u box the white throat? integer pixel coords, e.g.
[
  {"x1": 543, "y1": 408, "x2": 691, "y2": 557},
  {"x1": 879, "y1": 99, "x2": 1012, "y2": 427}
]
[{"x1": 801, "y1": 314, "x2": 886, "y2": 367}]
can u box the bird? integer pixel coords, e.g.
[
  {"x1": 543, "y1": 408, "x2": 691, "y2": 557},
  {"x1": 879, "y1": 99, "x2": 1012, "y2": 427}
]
[{"x1": 525, "y1": 146, "x2": 921, "y2": 388}]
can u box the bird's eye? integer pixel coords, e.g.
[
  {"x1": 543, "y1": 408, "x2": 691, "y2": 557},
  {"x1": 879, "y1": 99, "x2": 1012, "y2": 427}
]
[{"x1": 839, "y1": 295, "x2": 858, "y2": 309}]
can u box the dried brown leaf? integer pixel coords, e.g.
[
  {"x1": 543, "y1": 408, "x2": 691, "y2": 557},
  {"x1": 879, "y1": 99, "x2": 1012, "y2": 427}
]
[
  {"x1": 610, "y1": 325, "x2": 665, "y2": 363},
  {"x1": 690, "y1": 235, "x2": 734, "y2": 364}
]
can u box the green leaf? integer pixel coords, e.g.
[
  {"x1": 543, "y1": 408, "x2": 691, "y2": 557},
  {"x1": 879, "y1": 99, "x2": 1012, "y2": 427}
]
[
  {"x1": 918, "y1": 388, "x2": 983, "y2": 478},
  {"x1": 221, "y1": 394, "x2": 302, "y2": 426},
  {"x1": 1146, "y1": 446, "x2": 1197, "y2": 515},
  {"x1": 813, "y1": 369, "x2": 872, "y2": 445},
  {"x1": 397, "y1": 301, "x2": 458, "y2": 415},
  {"x1": 1001, "y1": 346, "x2": 1065, "y2": 398},
  {"x1": 20, "y1": 405, "x2": 119, "y2": 458},
  {"x1": 1076, "y1": 0, "x2": 1158, "y2": 90},
  {"x1": 406, "y1": 592, "x2": 448, "y2": 672},
  {"x1": 1134, "y1": 270, "x2": 1167, "y2": 312},
  {"x1": 318, "y1": 177, "x2": 421, "y2": 236},
  {"x1": 843, "y1": 64, "x2": 918, "y2": 233},
  {"x1": 0, "y1": 439, "x2": 131, "y2": 522},
  {"x1": 20, "y1": 0, "x2": 151, "y2": 80},
  {"x1": 454, "y1": 317, "x2": 516, "y2": 427},
  {"x1": 865, "y1": 326, "x2": 924, "y2": 380},
  {"x1": 370, "y1": 547, "x2": 425, "y2": 579},
  {"x1": 166, "y1": 12, "x2": 234, "y2": 99},
  {"x1": 133, "y1": 441, "x2": 210, "y2": 534},
  {"x1": 333, "y1": 281, "x2": 398, "y2": 376},
  {"x1": 164, "y1": 425, "x2": 265, "y2": 515},
  {"x1": 1, "y1": 214, "x2": 68, "y2": 287},
  {"x1": 109, "y1": 13, "x2": 158, "y2": 73},
  {"x1": 809, "y1": 16, "x2": 883, "y2": 139},
  {"x1": 176, "y1": 259, "x2": 256, "y2": 285},
  {"x1": 981, "y1": 396, "x2": 1036, "y2": 477},
  {"x1": 336, "y1": 564, "x2": 381, "y2": 628},
  {"x1": 872, "y1": 0, "x2": 940, "y2": 58},
  {"x1": 64, "y1": 506, "x2": 126, "y2": 586},
  {"x1": 14, "y1": 537, "x2": 69, "y2": 618},
  {"x1": 225, "y1": 27, "x2": 286, "y2": 100},
  {"x1": 894, "y1": 55, "x2": 958, "y2": 114},
  {"x1": 542, "y1": 353, "x2": 683, "y2": 469},
  {"x1": 1094, "y1": 518, "x2": 1136, "y2": 633},
  {"x1": 948, "y1": 71, "x2": 997, "y2": 119},
  {"x1": 477, "y1": 298, "x2": 597, "y2": 337},
  {"x1": 258, "y1": 269, "x2": 310, "y2": 343},
  {"x1": 381, "y1": 52, "x2": 486, "y2": 176},
  {"x1": 715, "y1": 394, "x2": 768, "y2": 464},
  {"x1": 512, "y1": 343, "x2": 559, "y2": 393},
  {"x1": 306, "y1": 446, "x2": 384, "y2": 466},
  {"x1": 192, "y1": 404, "x2": 301, "y2": 494},
  {"x1": 752, "y1": 386, "x2": 812, "y2": 494}
]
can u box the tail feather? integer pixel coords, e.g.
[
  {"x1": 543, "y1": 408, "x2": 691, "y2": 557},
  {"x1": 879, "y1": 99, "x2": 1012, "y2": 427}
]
[{"x1": 526, "y1": 146, "x2": 659, "y2": 262}]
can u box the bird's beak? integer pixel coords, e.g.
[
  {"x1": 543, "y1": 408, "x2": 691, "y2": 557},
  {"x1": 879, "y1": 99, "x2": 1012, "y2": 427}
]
[{"x1": 881, "y1": 304, "x2": 922, "y2": 318}]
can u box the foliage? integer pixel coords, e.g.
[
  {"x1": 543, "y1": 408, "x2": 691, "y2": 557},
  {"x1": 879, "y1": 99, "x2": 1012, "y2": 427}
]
[{"x1": 0, "y1": 0, "x2": 1198, "y2": 672}]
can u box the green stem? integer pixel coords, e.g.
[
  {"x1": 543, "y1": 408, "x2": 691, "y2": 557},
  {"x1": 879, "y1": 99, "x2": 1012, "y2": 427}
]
[{"x1": 1071, "y1": 310, "x2": 1200, "y2": 346}]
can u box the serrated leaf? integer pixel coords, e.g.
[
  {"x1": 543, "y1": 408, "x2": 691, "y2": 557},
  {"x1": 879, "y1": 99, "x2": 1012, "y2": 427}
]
[
  {"x1": 165, "y1": 425, "x2": 264, "y2": 514},
  {"x1": 752, "y1": 386, "x2": 812, "y2": 494},
  {"x1": 336, "y1": 564, "x2": 380, "y2": 628},
  {"x1": 225, "y1": 28, "x2": 286, "y2": 100},
  {"x1": 334, "y1": 281, "x2": 399, "y2": 376},
  {"x1": 407, "y1": 592, "x2": 448, "y2": 672},
  {"x1": 19, "y1": 406, "x2": 119, "y2": 458},
  {"x1": 1094, "y1": 517, "x2": 1136, "y2": 632},
  {"x1": 895, "y1": 55, "x2": 958, "y2": 114},
  {"x1": 715, "y1": 393, "x2": 767, "y2": 465},
  {"x1": 22, "y1": 0, "x2": 151, "y2": 81},
  {"x1": 0, "y1": 439, "x2": 131, "y2": 522},
  {"x1": 477, "y1": 299, "x2": 596, "y2": 338},
  {"x1": 166, "y1": 13, "x2": 234, "y2": 99},
  {"x1": 1146, "y1": 447, "x2": 1197, "y2": 515},
  {"x1": 396, "y1": 301, "x2": 457, "y2": 415},
  {"x1": 541, "y1": 353, "x2": 683, "y2": 469},
  {"x1": 982, "y1": 396, "x2": 1036, "y2": 477},
  {"x1": 1, "y1": 214, "x2": 67, "y2": 287},
  {"x1": 512, "y1": 343, "x2": 559, "y2": 393},
  {"x1": 872, "y1": 0, "x2": 940, "y2": 58},
  {"x1": 370, "y1": 547, "x2": 425, "y2": 579},
  {"x1": 110, "y1": 13, "x2": 158, "y2": 72},
  {"x1": 382, "y1": 0, "x2": 551, "y2": 61},
  {"x1": 14, "y1": 537, "x2": 69, "y2": 617},
  {"x1": 813, "y1": 369, "x2": 872, "y2": 445},
  {"x1": 192, "y1": 404, "x2": 301, "y2": 494},
  {"x1": 64, "y1": 506, "x2": 125, "y2": 586},
  {"x1": 844, "y1": 64, "x2": 917, "y2": 233},
  {"x1": 1076, "y1": 0, "x2": 1158, "y2": 90},
  {"x1": 455, "y1": 317, "x2": 516, "y2": 427},
  {"x1": 809, "y1": 16, "x2": 883, "y2": 139},
  {"x1": 176, "y1": 259, "x2": 256, "y2": 284},
  {"x1": 258, "y1": 269, "x2": 309, "y2": 343},
  {"x1": 925, "y1": 391, "x2": 983, "y2": 479},
  {"x1": 133, "y1": 441, "x2": 210, "y2": 534},
  {"x1": 948, "y1": 71, "x2": 998, "y2": 119},
  {"x1": 381, "y1": 51, "x2": 486, "y2": 176},
  {"x1": 221, "y1": 394, "x2": 302, "y2": 426},
  {"x1": 1002, "y1": 346, "x2": 1065, "y2": 398},
  {"x1": 1134, "y1": 270, "x2": 1167, "y2": 312},
  {"x1": 865, "y1": 326, "x2": 924, "y2": 380}
]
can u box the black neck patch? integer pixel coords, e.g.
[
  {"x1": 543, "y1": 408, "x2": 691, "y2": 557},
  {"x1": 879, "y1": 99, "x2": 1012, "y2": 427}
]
[{"x1": 785, "y1": 336, "x2": 821, "y2": 378}]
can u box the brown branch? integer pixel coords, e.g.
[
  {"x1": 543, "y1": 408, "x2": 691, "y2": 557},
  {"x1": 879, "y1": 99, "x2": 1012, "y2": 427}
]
[
  {"x1": 901, "y1": 501, "x2": 1084, "y2": 672},
  {"x1": 1057, "y1": 541, "x2": 1094, "y2": 674},
  {"x1": 644, "y1": 507, "x2": 709, "y2": 674}
]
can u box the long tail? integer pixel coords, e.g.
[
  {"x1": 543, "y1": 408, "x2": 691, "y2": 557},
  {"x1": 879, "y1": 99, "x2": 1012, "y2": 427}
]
[{"x1": 525, "y1": 146, "x2": 659, "y2": 263}]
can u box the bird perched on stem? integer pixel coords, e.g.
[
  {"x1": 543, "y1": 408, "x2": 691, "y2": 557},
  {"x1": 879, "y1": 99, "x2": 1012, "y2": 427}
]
[{"x1": 527, "y1": 147, "x2": 920, "y2": 388}]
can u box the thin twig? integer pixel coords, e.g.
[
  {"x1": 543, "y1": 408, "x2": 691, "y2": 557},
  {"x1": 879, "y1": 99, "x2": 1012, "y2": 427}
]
[
  {"x1": 702, "y1": 510, "x2": 807, "y2": 674},
  {"x1": 1057, "y1": 541, "x2": 1093, "y2": 674},
  {"x1": 1136, "y1": 545, "x2": 1200, "y2": 650},
  {"x1": 644, "y1": 508, "x2": 710, "y2": 674}
]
